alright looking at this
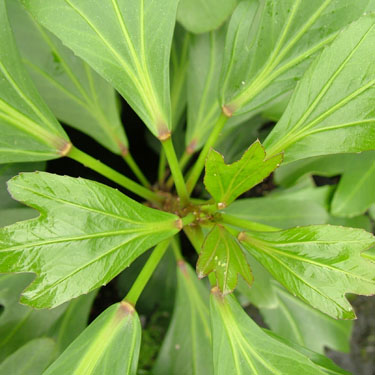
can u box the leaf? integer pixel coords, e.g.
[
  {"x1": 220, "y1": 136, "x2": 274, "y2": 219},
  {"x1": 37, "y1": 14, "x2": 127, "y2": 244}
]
[
  {"x1": 224, "y1": 193, "x2": 328, "y2": 229},
  {"x1": 261, "y1": 282, "x2": 352, "y2": 354},
  {"x1": 153, "y1": 261, "x2": 213, "y2": 375},
  {"x1": 43, "y1": 302, "x2": 141, "y2": 375},
  {"x1": 329, "y1": 215, "x2": 372, "y2": 233},
  {"x1": 23, "y1": 0, "x2": 179, "y2": 138},
  {"x1": 239, "y1": 225, "x2": 375, "y2": 319},
  {"x1": 331, "y1": 151, "x2": 375, "y2": 217},
  {"x1": 0, "y1": 338, "x2": 56, "y2": 375},
  {"x1": 0, "y1": 1, "x2": 70, "y2": 164},
  {"x1": 177, "y1": 0, "x2": 236, "y2": 34},
  {"x1": 0, "y1": 273, "x2": 66, "y2": 362},
  {"x1": 197, "y1": 225, "x2": 253, "y2": 295},
  {"x1": 49, "y1": 290, "x2": 98, "y2": 353},
  {"x1": 204, "y1": 140, "x2": 282, "y2": 206},
  {"x1": 0, "y1": 172, "x2": 181, "y2": 308},
  {"x1": 185, "y1": 24, "x2": 226, "y2": 152},
  {"x1": 266, "y1": 331, "x2": 352, "y2": 375},
  {"x1": 8, "y1": 0, "x2": 128, "y2": 155},
  {"x1": 264, "y1": 15, "x2": 375, "y2": 162},
  {"x1": 0, "y1": 208, "x2": 38, "y2": 227},
  {"x1": 210, "y1": 291, "x2": 325, "y2": 375},
  {"x1": 220, "y1": 0, "x2": 369, "y2": 117}
]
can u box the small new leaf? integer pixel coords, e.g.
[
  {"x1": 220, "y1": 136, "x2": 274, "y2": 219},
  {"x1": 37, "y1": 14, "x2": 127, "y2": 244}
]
[
  {"x1": 43, "y1": 302, "x2": 141, "y2": 375},
  {"x1": 0, "y1": 172, "x2": 180, "y2": 308},
  {"x1": 239, "y1": 225, "x2": 375, "y2": 319},
  {"x1": 197, "y1": 225, "x2": 253, "y2": 295},
  {"x1": 204, "y1": 140, "x2": 282, "y2": 206}
]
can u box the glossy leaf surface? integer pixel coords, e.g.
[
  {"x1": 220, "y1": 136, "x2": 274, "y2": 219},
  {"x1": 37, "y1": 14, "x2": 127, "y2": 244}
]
[
  {"x1": 197, "y1": 225, "x2": 253, "y2": 294},
  {"x1": 8, "y1": 0, "x2": 128, "y2": 155},
  {"x1": 265, "y1": 15, "x2": 375, "y2": 162},
  {"x1": 220, "y1": 0, "x2": 369, "y2": 117},
  {"x1": 204, "y1": 140, "x2": 282, "y2": 206},
  {"x1": 0, "y1": 338, "x2": 56, "y2": 375},
  {"x1": 239, "y1": 225, "x2": 375, "y2": 319},
  {"x1": 331, "y1": 151, "x2": 375, "y2": 217},
  {"x1": 210, "y1": 292, "x2": 325, "y2": 375},
  {"x1": 261, "y1": 282, "x2": 352, "y2": 354},
  {"x1": 185, "y1": 25, "x2": 225, "y2": 152},
  {"x1": 23, "y1": 0, "x2": 179, "y2": 137},
  {"x1": 0, "y1": 172, "x2": 180, "y2": 308},
  {"x1": 177, "y1": 0, "x2": 236, "y2": 34},
  {"x1": 0, "y1": 273, "x2": 65, "y2": 361},
  {"x1": 153, "y1": 261, "x2": 213, "y2": 375},
  {"x1": 44, "y1": 302, "x2": 141, "y2": 375},
  {"x1": 0, "y1": 1, "x2": 70, "y2": 163}
]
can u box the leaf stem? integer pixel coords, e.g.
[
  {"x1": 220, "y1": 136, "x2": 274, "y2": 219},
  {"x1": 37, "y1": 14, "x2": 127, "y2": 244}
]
[
  {"x1": 161, "y1": 137, "x2": 189, "y2": 205},
  {"x1": 67, "y1": 145, "x2": 163, "y2": 204},
  {"x1": 125, "y1": 239, "x2": 171, "y2": 306},
  {"x1": 186, "y1": 112, "x2": 229, "y2": 195},
  {"x1": 158, "y1": 150, "x2": 167, "y2": 185},
  {"x1": 165, "y1": 150, "x2": 192, "y2": 189},
  {"x1": 171, "y1": 236, "x2": 183, "y2": 261},
  {"x1": 122, "y1": 152, "x2": 151, "y2": 188},
  {"x1": 219, "y1": 214, "x2": 279, "y2": 232}
]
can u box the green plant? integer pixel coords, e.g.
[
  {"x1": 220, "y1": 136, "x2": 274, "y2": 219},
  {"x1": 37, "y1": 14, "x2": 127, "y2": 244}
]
[{"x1": 1, "y1": 0, "x2": 375, "y2": 374}]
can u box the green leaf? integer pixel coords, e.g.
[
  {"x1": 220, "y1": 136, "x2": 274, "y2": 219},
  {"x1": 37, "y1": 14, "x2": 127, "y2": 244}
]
[
  {"x1": 0, "y1": 172, "x2": 181, "y2": 308},
  {"x1": 49, "y1": 290, "x2": 98, "y2": 353},
  {"x1": 204, "y1": 140, "x2": 282, "y2": 206},
  {"x1": 220, "y1": 0, "x2": 369, "y2": 117},
  {"x1": 185, "y1": 25, "x2": 226, "y2": 152},
  {"x1": 239, "y1": 225, "x2": 375, "y2": 319},
  {"x1": 8, "y1": 0, "x2": 128, "y2": 155},
  {"x1": 43, "y1": 302, "x2": 141, "y2": 375},
  {"x1": 210, "y1": 291, "x2": 325, "y2": 375},
  {"x1": 23, "y1": 0, "x2": 179, "y2": 138},
  {"x1": 177, "y1": 0, "x2": 236, "y2": 34},
  {"x1": 197, "y1": 225, "x2": 253, "y2": 294},
  {"x1": 331, "y1": 151, "x2": 375, "y2": 217},
  {"x1": 329, "y1": 215, "x2": 373, "y2": 232},
  {"x1": 153, "y1": 261, "x2": 213, "y2": 375},
  {"x1": 0, "y1": 338, "x2": 56, "y2": 375},
  {"x1": 264, "y1": 15, "x2": 375, "y2": 162},
  {"x1": 0, "y1": 1, "x2": 70, "y2": 164},
  {"x1": 0, "y1": 273, "x2": 66, "y2": 362},
  {"x1": 224, "y1": 193, "x2": 328, "y2": 229},
  {"x1": 0, "y1": 208, "x2": 38, "y2": 227},
  {"x1": 261, "y1": 282, "x2": 352, "y2": 354}
]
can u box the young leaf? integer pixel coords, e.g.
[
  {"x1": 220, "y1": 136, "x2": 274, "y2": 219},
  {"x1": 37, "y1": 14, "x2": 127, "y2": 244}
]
[
  {"x1": 197, "y1": 225, "x2": 253, "y2": 295},
  {"x1": 0, "y1": 172, "x2": 181, "y2": 308},
  {"x1": 8, "y1": 0, "x2": 129, "y2": 156},
  {"x1": 23, "y1": 0, "x2": 179, "y2": 138},
  {"x1": 177, "y1": 0, "x2": 236, "y2": 34},
  {"x1": 153, "y1": 261, "x2": 213, "y2": 375},
  {"x1": 264, "y1": 15, "x2": 375, "y2": 162},
  {"x1": 331, "y1": 151, "x2": 375, "y2": 217},
  {"x1": 0, "y1": 338, "x2": 56, "y2": 375},
  {"x1": 210, "y1": 291, "x2": 325, "y2": 375},
  {"x1": 185, "y1": 25, "x2": 226, "y2": 152},
  {"x1": 0, "y1": 273, "x2": 66, "y2": 361},
  {"x1": 43, "y1": 302, "x2": 141, "y2": 375},
  {"x1": 261, "y1": 282, "x2": 352, "y2": 354},
  {"x1": 220, "y1": 0, "x2": 369, "y2": 117},
  {"x1": 0, "y1": 0, "x2": 70, "y2": 163},
  {"x1": 239, "y1": 225, "x2": 375, "y2": 319},
  {"x1": 204, "y1": 140, "x2": 282, "y2": 206}
]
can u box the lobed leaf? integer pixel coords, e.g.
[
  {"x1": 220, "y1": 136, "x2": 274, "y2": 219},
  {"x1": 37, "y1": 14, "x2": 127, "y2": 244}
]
[
  {"x1": 197, "y1": 225, "x2": 253, "y2": 295},
  {"x1": 204, "y1": 140, "x2": 282, "y2": 206},
  {"x1": 8, "y1": 0, "x2": 129, "y2": 155},
  {"x1": 210, "y1": 291, "x2": 325, "y2": 375},
  {"x1": 0, "y1": 1, "x2": 70, "y2": 164},
  {"x1": 23, "y1": 0, "x2": 179, "y2": 138},
  {"x1": 43, "y1": 302, "x2": 141, "y2": 375},
  {"x1": 0, "y1": 172, "x2": 180, "y2": 308},
  {"x1": 264, "y1": 15, "x2": 375, "y2": 162},
  {"x1": 239, "y1": 225, "x2": 375, "y2": 319},
  {"x1": 153, "y1": 261, "x2": 213, "y2": 375}
]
